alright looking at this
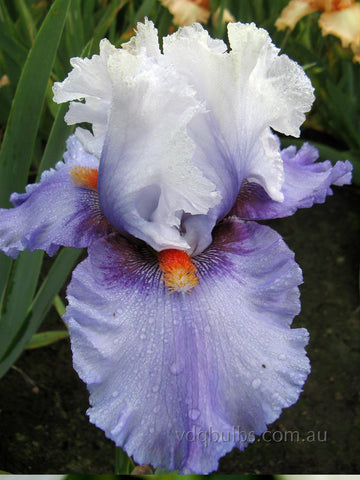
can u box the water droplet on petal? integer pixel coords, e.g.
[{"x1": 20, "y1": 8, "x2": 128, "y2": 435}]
[
  {"x1": 272, "y1": 392, "x2": 283, "y2": 407},
  {"x1": 189, "y1": 408, "x2": 201, "y2": 421},
  {"x1": 252, "y1": 378, "x2": 261, "y2": 389},
  {"x1": 112, "y1": 390, "x2": 119, "y2": 398},
  {"x1": 279, "y1": 354, "x2": 286, "y2": 360},
  {"x1": 152, "y1": 384, "x2": 160, "y2": 393},
  {"x1": 149, "y1": 427, "x2": 155, "y2": 434},
  {"x1": 290, "y1": 371, "x2": 301, "y2": 383},
  {"x1": 170, "y1": 362, "x2": 183, "y2": 375}
]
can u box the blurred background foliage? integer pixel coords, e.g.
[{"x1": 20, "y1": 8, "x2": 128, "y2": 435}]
[{"x1": 0, "y1": 0, "x2": 359, "y2": 473}]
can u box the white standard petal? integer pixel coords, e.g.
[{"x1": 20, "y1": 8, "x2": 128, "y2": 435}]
[
  {"x1": 163, "y1": 22, "x2": 314, "y2": 204},
  {"x1": 122, "y1": 18, "x2": 161, "y2": 57},
  {"x1": 227, "y1": 22, "x2": 314, "y2": 137},
  {"x1": 97, "y1": 50, "x2": 221, "y2": 252},
  {"x1": 52, "y1": 39, "x2": 116, "y2": 157}
]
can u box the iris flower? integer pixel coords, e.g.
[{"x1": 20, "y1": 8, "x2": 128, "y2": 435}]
[
  {"x1": 0, "y1": 20, "x2": 352, "y2": 473},
  {"x1": 275, "y1": 0, "x2": 360, "y2": 62}
]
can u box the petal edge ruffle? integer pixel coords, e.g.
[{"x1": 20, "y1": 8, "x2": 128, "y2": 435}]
[
  {"x1": 65, "y1": 218, "x2": 309, "y2": 474},
  {"x1": 233, "y1": 143, "x2": 352, "y2": 221},
  {"x1": 0, "y1": 136, "x2": 111, "y2": 258}
]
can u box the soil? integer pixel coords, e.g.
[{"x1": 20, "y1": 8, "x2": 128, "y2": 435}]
[{"x1": 0, "y1": 185, "x2": 359, "y2": 474}]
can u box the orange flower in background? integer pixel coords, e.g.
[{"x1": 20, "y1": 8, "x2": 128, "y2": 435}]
[
  {"x1": 160, "y1": 0, "x2": 234, "y2": 26},
  {"x1": 212, "y1": 6, "x2": 235, "y2": 25},
  {"x1": 275, "y1": 0, "x2": 360, "y2": 62},
  {"x1": 160, "y1": 0, "x2": 211, "y2": 25}
]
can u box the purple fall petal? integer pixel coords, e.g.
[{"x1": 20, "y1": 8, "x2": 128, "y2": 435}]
[
  {"x1": 65, "y1": 218, "x2": 309, "y2": 474},
  {"x1": 0, "y1": 136, "x2": 112, "y2": 258},
  {"x1": 233, "y1": 143, "x2": 352, "y2": 221}
]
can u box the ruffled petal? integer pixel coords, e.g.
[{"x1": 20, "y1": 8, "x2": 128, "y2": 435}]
[
  {"x1": 275, "y1": 0, "x2": 317, "y2": 30},
  {"x1": 53, "y1": 39, "x2": 116, "y2": 157},
  {"x1": 97, "y1": 48, "x2": 220, "y2": 253},
  {"x1": 232, "y1": 143, "x2": 352, "y2": 221},
  {"x1": 122, "y1": 18, "x2": 161, "y2": 57},
  {"x1": 53, "y1": 21, "x2": 315, "y2": 255},
  {"x1": 162, "y1": 22, "x2": 314, "y2": 207},
  {"x1": 227, "y1": 22, "x2": 314, "y2": 139},
  {"x1": 65, "y1": 218, "x2": 309, "y2": 474},
  {"x1": 0, "y1": 136, "x2": 111, "y2": 258}
]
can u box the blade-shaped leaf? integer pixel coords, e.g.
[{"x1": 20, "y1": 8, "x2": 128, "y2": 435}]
[
  {"x1": 26, "y1": 329, "x2": 69, "y2": 349},
  {"x1": 0, "y1": 0, "x2": 71, "y2": 376},
  {"x1": 88, "y1": 0, "x2": 127, "y2": 54},
  {"x1": 53, "y1": 294, "x2": 66, "y2": 317},
  {"x1": 0, "y1": 0, "x2": 71, "y2": 206},
  {"x1": 0, "y1": 247, "x2": 81, "y2": 378},
  {"x1": 0, "y1": 251, "x2": 43, "y2": 360},
  {"x1": 14, "y1": 0, "x2": 37, "y2": 46},
  {"x1": 82, "y1": 0, "x2": 96, "y2": 40},
  {"x1": 37, "y1": 102, "x2": 74, "y2": 177},
  {"x1": 64, "y1": 0, "x2": 84, "y2": 59}
]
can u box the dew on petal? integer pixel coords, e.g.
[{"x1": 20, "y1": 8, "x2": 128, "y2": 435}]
[
  {"x1": 189, "y1": 408, "x2": 201, "y2": 421},
  {"x1": 272, "y1": 392, "x2": 284, "y2": 407},
  {"x1": 169, "y1": 361, "x2": 183, "y2": 375},
  {"x1": 252, "y1": 378, "x2": 261, "y2": 389},
  {"x1": 204, "y1": 324, "x2": 211, "y2": 334}
]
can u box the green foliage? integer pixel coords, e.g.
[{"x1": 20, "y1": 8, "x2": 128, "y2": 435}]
[
  {"x1": 274, "y1": 6, "x2": 360, "y2": 168},
  {"x1": 26, "y1": 329, "x2": 69, "y2": 349},
  {"x1": 115, "y1": 446, "x2": 135, "y2": 474},
  {"x1": 0, "y1": 0, "x2": 71, "y2": 378}
]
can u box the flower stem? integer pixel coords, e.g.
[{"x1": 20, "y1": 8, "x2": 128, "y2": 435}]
[{"x1": 115, "y1": 446, "x2": 133, "y2": 474}]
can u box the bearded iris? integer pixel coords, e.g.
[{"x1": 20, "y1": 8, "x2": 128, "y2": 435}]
[
  {"x1": 0, "y1": 20, "x2": 352, "y2": 474},
  {"x1": 275, "y1": 0, "x2": 360, "y2": 63}
]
